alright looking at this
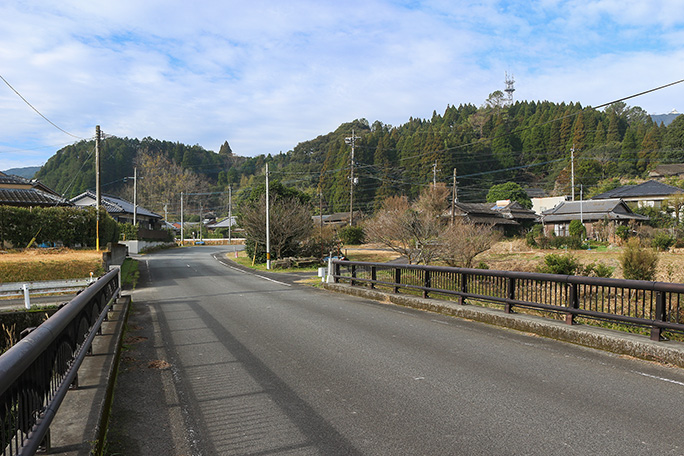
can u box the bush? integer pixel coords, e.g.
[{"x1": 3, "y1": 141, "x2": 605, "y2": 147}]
[
  {"x1": 651, "y1": 231, "x2": 675, "y2": 251},
  {"x1": 537, "y1": 253, "x2": 582, "y2": 275},
  {"x1": 620, "y1": 238, "x2": 658, "y2": 281},
  {"x1": 548, "y1": 236, "x2": 583, "y2": 250},
  {"x1": 338, "y1": 225, "x2": 365, "y2": 245},
  {"x1": 581, "y1": 262, "x2": 614, "y2": 278},
  {"x1": 569, "y1": 220, "x2": 586, "y2": 239},
  {"x1": 119, "y1": 223, "x2": 138, "y2": 240},
  {"x1": 615, "y1": 225, "x2": 630, "y2": 241}
]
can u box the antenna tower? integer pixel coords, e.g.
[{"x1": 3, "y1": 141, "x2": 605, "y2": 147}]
[{"x1": 504, "y1": 72, "x2": 515, "y2": 105}]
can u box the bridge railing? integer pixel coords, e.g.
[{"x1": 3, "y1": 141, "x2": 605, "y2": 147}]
[
  {"x1": 331, "y1": 260, "x2": 684, "y2": 341},
  {"x1": 0, "y1": 268, "x2": 120, "y2": 456}
]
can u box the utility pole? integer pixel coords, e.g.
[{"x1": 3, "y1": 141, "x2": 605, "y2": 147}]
[
  {"x1": 571, "y1": 145, "x2": 575, "y2": 201},
  {"x1": 451, "y1": 167, "x2": 457, "y2": 225},
  {"x1": 433, "y1": 161, "x2": 438, "y2": 188},
  {"x1": 345, "y1": 130, "x2": 359, "y2": 226},
  {"x1": 133, "y1": 166, "x2": 138, "y2": 227},
  {"x1": 180, "y1": 192, "x2": 184, "y2": 245},
  {"x1": 228, "y1": 185, "x2": 232, "y2": 244},
  {"x1": 266, "y1": 163, "x2": 271, "y2": 270},
  {"x1": 319, "y1": 191, "x2": 324, "y2": 258},
  {"x1": 95, "y1": 125, "x2": 101, "y2": 251}
]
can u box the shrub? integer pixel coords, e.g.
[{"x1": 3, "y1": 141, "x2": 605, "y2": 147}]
[
  {"x1": 615, "y1": 225, "x2": 630, "y2": 241},
  {"x1": 338, "y1": 225, "x2": 365, "y2": 245},
  {"x1": 569, "y1": 220, "x2": 586, "y2": 239},
  {"x1": 651, "y1": 231, "x2": 675, "y2": 251},
  {"x1": 620, "y1": 238, "x2": 658, "y2": 281},
  {"x1": 581, "y1": 262, "x2": 614, "y2": 278},
  {"x1": 537, "y1": 253, "x2": 582, "y2": 275}
]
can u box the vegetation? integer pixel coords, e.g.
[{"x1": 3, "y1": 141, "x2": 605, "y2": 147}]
[
  {"x1": 0, "y1": 206, "x2": 118, "y2": 249},
  {"x1": 486, "y1": 182, "x2": 532, "y2": 208},
  {"x1": 620, "y1": 238, "x2": 659, "y2": 281},
  {"x1": 0, "y1": 249, "x2": 104, "y2": 282}
]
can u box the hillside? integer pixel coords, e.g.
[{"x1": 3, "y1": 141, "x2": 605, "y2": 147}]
[
  {"x1": 2, "y1": 166, "x2": 40, "y2": 179},
  {"x1": 33, "y1": 98, "x2": 684, "y2": 219}
]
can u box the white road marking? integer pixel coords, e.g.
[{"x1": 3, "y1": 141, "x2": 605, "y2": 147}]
[
  {"x1": 255, "y1": 275, "x2": 291, "y2": 287},
  {"x1": 634, "y1": 371, "x2": 684, "y2": 386}
]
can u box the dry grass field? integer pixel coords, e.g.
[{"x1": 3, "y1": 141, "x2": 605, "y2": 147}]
[
  {"x1": 476, "y1": 239, "x2": 684, "y2": 283},
  {"x1": 0, "y1": 248, "x2": 104, "y2": 283}
]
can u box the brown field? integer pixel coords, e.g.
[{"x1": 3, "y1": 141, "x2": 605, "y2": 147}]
[
  {"x1": 476, "y1": 239, "x2": 684, "y2": 283},
  {"x1": 0, "y1": 248, "x2": 104, "y2": 283}
]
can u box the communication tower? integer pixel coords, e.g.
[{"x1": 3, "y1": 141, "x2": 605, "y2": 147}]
[{"x1": 504, "y1": 72, "x2": 515, "y2": 105}]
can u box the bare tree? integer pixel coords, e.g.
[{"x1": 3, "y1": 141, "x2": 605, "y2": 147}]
[
  {"x1": 364, "y1": 195, "x2": 421, "y2": 264},
  {"x1": 438, "y1": 220, "x2": 500, "y2": 268},
  {"x1": 135, "y1": 148, "x2": 203, "y2": 216},
  {"x1": 364, "y1": 185, "x2": 450, "y2": 265}
]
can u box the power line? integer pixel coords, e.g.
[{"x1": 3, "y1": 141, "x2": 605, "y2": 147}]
[{"x1": 0, "y1": 73, "x2": 83, "y2": 139}]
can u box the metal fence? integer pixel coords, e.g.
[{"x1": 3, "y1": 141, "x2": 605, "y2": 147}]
[
  {"x1": 0, "y1": 268, "x2": 120, "y2": 456},
  {"x1": 332, "y1": 260, "x2": 684, "y2": 341}
]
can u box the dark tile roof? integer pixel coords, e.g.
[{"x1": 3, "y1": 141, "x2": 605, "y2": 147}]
[
  {"x1": 71, "y1": 190, "x2": 162, "y2": 219},
  {"x1": 649, "y1": 163, "x2": 684, "y2": 176},
  {"x1": 0, "y1": 188, "x2": 73, "y2": 206},
  {"x1": 592, "y1": 180, "x2": 684, "y2": 199},
  {"x1": 541, "y1": 199, "x2": 649, "y2": 223}
]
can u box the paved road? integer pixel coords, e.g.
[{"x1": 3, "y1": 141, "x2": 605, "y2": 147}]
[{"x1": 108, "y1": 246, "x2": 684, "y2": 455}]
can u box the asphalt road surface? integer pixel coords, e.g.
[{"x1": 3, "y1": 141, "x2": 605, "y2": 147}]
[{"x1": 108, "y1": 246, "x2": 684, "y2": 455}]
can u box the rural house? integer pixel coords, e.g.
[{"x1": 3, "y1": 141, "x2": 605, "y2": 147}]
[
  {"x1": 71, "y1": 190, "x2": 163, "y2": 230},
  {"x1": 541, "y1": 199, "x2": 648, "y2": 239},
  {"x1": 0, "y1": 171, "x2": 72, "y2": 207},
  {"x1": 591, "y1": 180, "x2": 684, "y2": 209}
]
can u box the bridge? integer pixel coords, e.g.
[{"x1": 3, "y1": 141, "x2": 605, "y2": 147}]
[{"x1": 3, "y1": 245, "x2": 684, "y2": 455}]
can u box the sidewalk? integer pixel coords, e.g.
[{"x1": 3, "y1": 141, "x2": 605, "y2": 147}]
[{"x1": 48, "y1": 295, "x2": 130, "y2": 456}]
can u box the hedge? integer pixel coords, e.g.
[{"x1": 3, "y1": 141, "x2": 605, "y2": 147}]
[{"x1": 0, "y1": 205, "x2": 119, "y2": 248}]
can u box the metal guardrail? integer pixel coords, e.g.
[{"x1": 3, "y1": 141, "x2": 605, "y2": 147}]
[
  {"x1": 0, "y1": 278, "x2": 97, "y2": 310},
  {"x1": 0, "y1": 268, "x2": 120, "y2": 456},
  {"x1": 332, "y1": 260, "x2": 684, "y2": 341}
]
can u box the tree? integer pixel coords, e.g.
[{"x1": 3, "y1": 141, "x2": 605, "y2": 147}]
[
  {"x1": 486, "y1": 182, "x2": 532, "y2": 209},
  {"x1": 238, "y1": 194, "x2": 313, "y2": 261},
  {"x1": 364, "y1": 185, "x2": 450, "y2": 265},
  {"x1": 620, "y1": 238, "x2": 658, "y2": 281},
  {"x1": 438, "y1": 220, "x2": 500, "y2": 268},
  {"x1": 569, "y1": 220, "x2": 586, "y2": 239}
]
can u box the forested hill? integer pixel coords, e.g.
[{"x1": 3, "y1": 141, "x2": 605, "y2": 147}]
[{"x1": 34, "y1": 98, "x2": 684, "y2": 219}]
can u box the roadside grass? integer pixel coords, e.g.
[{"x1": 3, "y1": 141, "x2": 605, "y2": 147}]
[
  {"x1": 0, "y1": 248, "x2": 103, "y2": 282},
  {"x1": 120, "y1": 258, "x2": 139, "y2": 289}
]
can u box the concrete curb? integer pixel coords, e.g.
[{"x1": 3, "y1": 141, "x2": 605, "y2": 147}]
[{"x1": 323, "y1": 283, "x2": 684, "y2": 368}]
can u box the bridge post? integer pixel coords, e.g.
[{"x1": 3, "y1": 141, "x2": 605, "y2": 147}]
[
  {"x1": 651, "y1": 291, "x2": 665, "y2": 341},
  {"x1": 566, "y1": 282, "x2": 579, "y2": 325}
]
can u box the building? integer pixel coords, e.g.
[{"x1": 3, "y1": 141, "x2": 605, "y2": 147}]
[
  {"x1": 591, "y1": 180, "x2": 684, "y2": 209},
  {"x1": 648, "y1": 163, "x2": 684, "y2": 180},
  {"x1": 0, "y1": 171, "x2": 72, "y2": 207},
  {"x1": 71, "y1": 190, "x2": 163, "y2": 230},
  {"x1": 541, "y1": 199, "x2": 648, "y2": 238},
  {"x1": 449, "y1": 200, "x2": 538, "y2": 235}
]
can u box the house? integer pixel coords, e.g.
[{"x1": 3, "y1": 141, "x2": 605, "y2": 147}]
[
  {"x1": 71, "y1": 190, "x2": 163, "y2": 230},
  {"x1": 0, "y1": 171, "x2": 72, "y2": 207},
  {"x1": 648, "y1": 163, "x2": 684, "y2": 180},
  {"x1": 531, "y1": 196, "x2": 568, "y2": 216},
  {"x1": 591, "y1": 180, "x2": 684, "y2": 209},
  {"x1": 312, "y1": 211, "x2": 362, "y2": 228},
  {"x1": 541, "y1": 199, "x2": 648, "y2": 238},
  {"x1": 449, "y1": 200, "x2": 538, "y2": 235}
]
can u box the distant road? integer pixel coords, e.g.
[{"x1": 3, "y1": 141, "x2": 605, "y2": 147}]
[{"x1": 121, "y1": 246, "x2": 684, "y2": 455}]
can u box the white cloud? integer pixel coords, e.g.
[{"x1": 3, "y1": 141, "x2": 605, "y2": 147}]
[{"x1": 1, "y1": 0, "x2": 684, "y2": 171}]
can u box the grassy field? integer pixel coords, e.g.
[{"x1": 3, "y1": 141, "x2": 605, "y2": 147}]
[
  {"x1": 475, "y1": 239, "x2": 684, "y2": 282},
  {"x1": 0, "y1": 248, "x2": 104, "y2": 283}
]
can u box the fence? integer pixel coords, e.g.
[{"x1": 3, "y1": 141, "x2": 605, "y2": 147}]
[
  {"x1": 0, "y1": 268, "x2": 120, "y2": 455},
  {"x1": 331, "y1": 260, "x2": 684, "y2": 341}
]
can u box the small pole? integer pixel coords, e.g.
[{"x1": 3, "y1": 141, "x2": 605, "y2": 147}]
[
  {"x1": 22, "y1": 284, "x2": 31, "y2": 309},
  {"x1": 180, "y1": 192, "x2": 184, "y2": 246},
  {"x1": 228, "y1": 185, "x2": 232, "y2": 244},
  {"x1": 451, "y1": 167, "x2": 457, "y2": 225},
  {"x1": 266, "y1": 163, "x2": 271, "y2": 269},
  {"x1": 95, "y1": 125, "x2": 101, "y2": 251},
  {"x1": 133, "y1": 167, "x2": 138, "y2": 227}
]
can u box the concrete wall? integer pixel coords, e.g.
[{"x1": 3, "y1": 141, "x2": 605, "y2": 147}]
[{"x1": 121, "y1": 240, "x2": 175, "y2": 254}]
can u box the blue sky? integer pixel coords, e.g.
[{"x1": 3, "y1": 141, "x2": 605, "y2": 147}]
[{"x1": 2, "y1": 0, "x2": 684, "y2": 171}]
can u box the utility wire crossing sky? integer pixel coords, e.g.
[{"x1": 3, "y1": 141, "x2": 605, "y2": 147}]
[{"x1": 1, "y1": 0, "x2": 684, "y2": 170}]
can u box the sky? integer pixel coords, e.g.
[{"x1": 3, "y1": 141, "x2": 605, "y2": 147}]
[{"x1": 2, "y1": 0, "x2": 684, "y2": 171}]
